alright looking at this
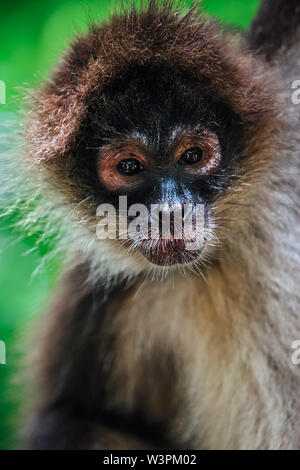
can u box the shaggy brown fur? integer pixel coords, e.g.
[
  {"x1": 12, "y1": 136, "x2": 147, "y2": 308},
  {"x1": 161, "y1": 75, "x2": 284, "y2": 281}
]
[{"x1": 22, "y1": 0, "x2": 300, "y2": 450}]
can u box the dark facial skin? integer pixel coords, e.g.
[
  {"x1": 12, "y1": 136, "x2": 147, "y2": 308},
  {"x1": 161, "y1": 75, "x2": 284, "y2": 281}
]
[{"x1": 75, "y1": 65, "x2": 246, "y2": 266}]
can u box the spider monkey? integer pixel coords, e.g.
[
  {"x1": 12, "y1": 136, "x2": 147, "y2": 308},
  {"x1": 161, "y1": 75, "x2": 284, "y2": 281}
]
[{"x1": 22, "y1": 0, "x2": 300, "y2": 450}]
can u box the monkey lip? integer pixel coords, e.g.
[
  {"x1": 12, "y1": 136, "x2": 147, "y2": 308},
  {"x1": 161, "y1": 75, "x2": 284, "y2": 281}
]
[{"x1": 138, "y1": 238, "x2": 202, "y2": 266}]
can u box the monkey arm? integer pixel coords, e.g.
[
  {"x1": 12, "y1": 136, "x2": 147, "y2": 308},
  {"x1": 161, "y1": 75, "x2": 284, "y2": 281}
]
[
  {"x1": 26, "y1": 408, "x2": 155, "y2": 450},
  {"x1": 24, "y1": 262, "x2": 159, "y2": 450},
  {"x1": 247, "y1": 0, "x2": 300, "y2": 61}
]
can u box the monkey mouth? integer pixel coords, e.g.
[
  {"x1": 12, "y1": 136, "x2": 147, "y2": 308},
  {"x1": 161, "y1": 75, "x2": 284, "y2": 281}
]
[{"x1": 137, "y1": 238, "x2": 203, "y2": 266}]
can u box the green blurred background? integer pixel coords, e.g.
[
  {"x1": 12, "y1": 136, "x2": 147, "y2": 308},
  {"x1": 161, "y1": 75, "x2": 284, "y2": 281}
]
[{"x1": 0, "y1": 0, "x2": 259, "y2": 449}]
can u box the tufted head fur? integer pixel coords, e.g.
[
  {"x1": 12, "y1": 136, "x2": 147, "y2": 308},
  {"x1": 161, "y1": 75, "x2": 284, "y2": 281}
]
[{"x1": 27, "y1": 1, "x2": 278, "y2": 162}]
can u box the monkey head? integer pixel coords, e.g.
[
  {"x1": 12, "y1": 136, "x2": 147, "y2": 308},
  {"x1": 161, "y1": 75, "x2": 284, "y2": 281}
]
[{"x1": 26, "y1": 2, "x2": 279, "y2": 275}]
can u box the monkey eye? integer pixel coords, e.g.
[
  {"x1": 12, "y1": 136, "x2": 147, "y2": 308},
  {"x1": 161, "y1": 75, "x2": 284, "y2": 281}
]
[
  {"x1": 97, "y1": 143, "x2": 149, "y2": 191},
  {"x1": 178, "y1": 147, "x2": 203, "y2": 165},
  {"x1": 117, "y1": 158, "x2": 145, "y2": 176},
  {"x1": 173, "y1": 133, "x2": 221, "y2": 176}
]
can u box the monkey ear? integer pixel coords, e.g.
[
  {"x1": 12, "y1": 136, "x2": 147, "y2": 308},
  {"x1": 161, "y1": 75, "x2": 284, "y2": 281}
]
[{"x1": 247, "y1": 0, "x2": 300, "y2": 62}]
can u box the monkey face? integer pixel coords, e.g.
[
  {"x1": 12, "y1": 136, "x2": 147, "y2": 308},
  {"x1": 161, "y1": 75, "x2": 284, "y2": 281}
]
[
  {"x1": 67, "y1": 65, "x2": 258, "y2": 269},
  {"x1": 95, "y1": 127, "x2": 220, "y2": 266}
]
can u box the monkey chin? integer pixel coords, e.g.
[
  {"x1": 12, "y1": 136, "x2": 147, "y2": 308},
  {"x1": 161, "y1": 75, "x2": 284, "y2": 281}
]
[{"x1": 138, "y1": 238, "x2": 203, "y2": 266}]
